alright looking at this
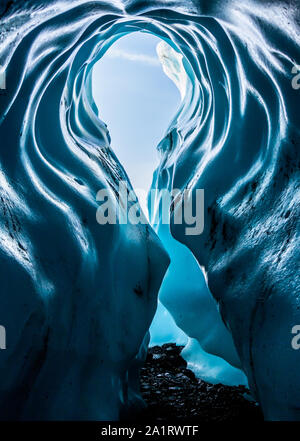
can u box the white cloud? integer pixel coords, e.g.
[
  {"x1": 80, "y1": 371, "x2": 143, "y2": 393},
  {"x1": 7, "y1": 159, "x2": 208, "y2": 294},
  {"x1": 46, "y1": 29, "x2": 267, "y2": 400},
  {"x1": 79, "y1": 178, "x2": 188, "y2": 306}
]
[{"x1": 105, "y1": 48, "x2": 160, "y2": 66}]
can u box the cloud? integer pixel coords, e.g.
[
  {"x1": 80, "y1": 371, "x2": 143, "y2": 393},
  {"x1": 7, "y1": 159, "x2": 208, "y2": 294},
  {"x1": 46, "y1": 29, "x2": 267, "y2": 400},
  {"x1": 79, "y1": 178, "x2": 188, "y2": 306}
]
[{"x1": 105, "y1": 48, "x2": 161, "y2": 66}]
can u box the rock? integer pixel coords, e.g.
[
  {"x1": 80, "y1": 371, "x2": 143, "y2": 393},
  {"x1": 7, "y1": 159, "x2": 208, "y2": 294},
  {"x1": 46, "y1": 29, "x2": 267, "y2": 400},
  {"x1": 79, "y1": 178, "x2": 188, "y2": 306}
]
[{"x1": 138, "y1": 344, "x2": 263, "y2": 422}]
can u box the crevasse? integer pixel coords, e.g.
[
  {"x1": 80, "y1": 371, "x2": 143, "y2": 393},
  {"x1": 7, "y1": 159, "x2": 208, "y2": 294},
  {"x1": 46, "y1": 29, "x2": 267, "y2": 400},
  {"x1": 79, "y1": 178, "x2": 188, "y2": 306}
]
[{"x1": 0, "y1": 0, "x2": 299, "y2": 421}]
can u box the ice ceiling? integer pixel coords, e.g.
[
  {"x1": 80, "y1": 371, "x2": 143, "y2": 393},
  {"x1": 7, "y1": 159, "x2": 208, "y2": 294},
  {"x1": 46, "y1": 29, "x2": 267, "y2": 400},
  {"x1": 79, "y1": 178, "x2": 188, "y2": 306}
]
[{"x1": 0, "y1": 0, "x2": 299, "y2": 421}]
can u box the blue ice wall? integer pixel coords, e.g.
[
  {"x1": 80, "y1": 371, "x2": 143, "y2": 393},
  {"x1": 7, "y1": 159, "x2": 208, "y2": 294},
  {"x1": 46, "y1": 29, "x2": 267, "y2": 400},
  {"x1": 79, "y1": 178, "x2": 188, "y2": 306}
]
[
  {"x1": 148, "y1": 2, "x2": 300, "y2": 420},
  {"x1": 0, "y1": 2, "x2": 171, "y2": 420},
  {"x1": 0, "y1": 0, "x2": 299, "y2": 421}
]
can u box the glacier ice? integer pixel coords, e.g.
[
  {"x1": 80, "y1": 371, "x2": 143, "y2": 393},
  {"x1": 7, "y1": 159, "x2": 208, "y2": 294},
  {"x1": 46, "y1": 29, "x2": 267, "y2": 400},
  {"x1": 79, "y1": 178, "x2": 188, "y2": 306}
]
[
  {"x1": 0, "y1": 0, "x2": 299, "y2": 421},
  {"x1": 149, "y1": 222, "x2": 248, "y2": 386},
  {"x1": 148, "y1": 43, "x2": 249, "y2": 383}
]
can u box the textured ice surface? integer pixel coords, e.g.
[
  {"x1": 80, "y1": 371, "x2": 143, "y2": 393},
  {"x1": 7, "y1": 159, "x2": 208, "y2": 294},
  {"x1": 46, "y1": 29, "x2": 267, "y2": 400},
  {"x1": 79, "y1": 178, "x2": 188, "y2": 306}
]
[
  {"x1": 0, "y1": 0, "x2": 299, "y2": 421},
  {"x1": 0, "y1": 0, "x2": 171, "y2": 420}
]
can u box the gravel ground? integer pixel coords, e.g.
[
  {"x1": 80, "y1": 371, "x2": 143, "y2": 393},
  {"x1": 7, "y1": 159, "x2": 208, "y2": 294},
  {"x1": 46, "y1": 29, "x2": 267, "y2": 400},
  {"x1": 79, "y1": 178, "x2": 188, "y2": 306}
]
[{"x1": 138, "y1": 343, "x2": 263, "y2": 422}]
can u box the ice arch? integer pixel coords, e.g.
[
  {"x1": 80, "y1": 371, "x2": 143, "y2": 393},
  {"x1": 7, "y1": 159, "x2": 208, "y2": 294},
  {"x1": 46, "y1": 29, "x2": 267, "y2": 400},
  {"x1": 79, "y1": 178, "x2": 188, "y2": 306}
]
[
  {"x1": 91, "y1": 31, "x2": 247, "y2": 386},
  {"x1": 91, "y1": 33, "x2": 190, "y2": 348},
  {"x1": 0, "y1": 0, "x2": 299, "y2": 421}
]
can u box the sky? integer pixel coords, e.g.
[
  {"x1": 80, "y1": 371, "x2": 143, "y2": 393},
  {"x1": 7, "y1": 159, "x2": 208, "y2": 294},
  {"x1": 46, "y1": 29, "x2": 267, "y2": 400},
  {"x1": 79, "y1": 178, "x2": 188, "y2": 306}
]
[{"x1": 92, "y1": 32, "x2": 181, "y2": 215}]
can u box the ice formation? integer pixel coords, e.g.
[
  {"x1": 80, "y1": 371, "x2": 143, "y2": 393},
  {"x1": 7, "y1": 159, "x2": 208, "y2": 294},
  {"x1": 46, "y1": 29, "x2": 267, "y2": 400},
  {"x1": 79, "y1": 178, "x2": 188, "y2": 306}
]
[
  {"x1": 150, "y1": 43, "x2": 248, "y2": 387},
  {"x1": 0, "y1": 0, "x2": 299, "y2": 421}
]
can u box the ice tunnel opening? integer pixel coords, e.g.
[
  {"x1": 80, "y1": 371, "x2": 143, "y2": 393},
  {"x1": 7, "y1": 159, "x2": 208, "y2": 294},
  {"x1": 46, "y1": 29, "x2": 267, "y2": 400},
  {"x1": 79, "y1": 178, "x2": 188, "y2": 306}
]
[
  {"x1": 91, "y1": 31, "x2": 193, "y2": 346},
  {"x1": 91, "y1": 32, "x2": 180, "y2": 218}
]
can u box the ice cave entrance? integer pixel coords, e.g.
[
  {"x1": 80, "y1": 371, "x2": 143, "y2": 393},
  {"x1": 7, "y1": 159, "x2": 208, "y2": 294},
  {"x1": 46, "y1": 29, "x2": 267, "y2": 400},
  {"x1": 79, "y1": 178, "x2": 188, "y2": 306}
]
[{"x1": 92, "y1": 32, "x2": 188, "y2": 346}]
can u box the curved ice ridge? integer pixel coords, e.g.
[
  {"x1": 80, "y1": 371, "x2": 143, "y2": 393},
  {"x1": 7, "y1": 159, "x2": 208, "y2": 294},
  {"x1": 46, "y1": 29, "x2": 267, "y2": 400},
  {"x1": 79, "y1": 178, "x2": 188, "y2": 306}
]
[{"x1": 0, "y1": 0, "x2": 299, "y2": 421}]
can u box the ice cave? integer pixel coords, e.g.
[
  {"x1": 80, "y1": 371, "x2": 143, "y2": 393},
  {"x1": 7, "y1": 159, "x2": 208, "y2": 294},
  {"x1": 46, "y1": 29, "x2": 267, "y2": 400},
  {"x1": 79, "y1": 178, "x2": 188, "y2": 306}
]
[{"x1": 0, "y1": 0, "x2": 299, "y2": 422}]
